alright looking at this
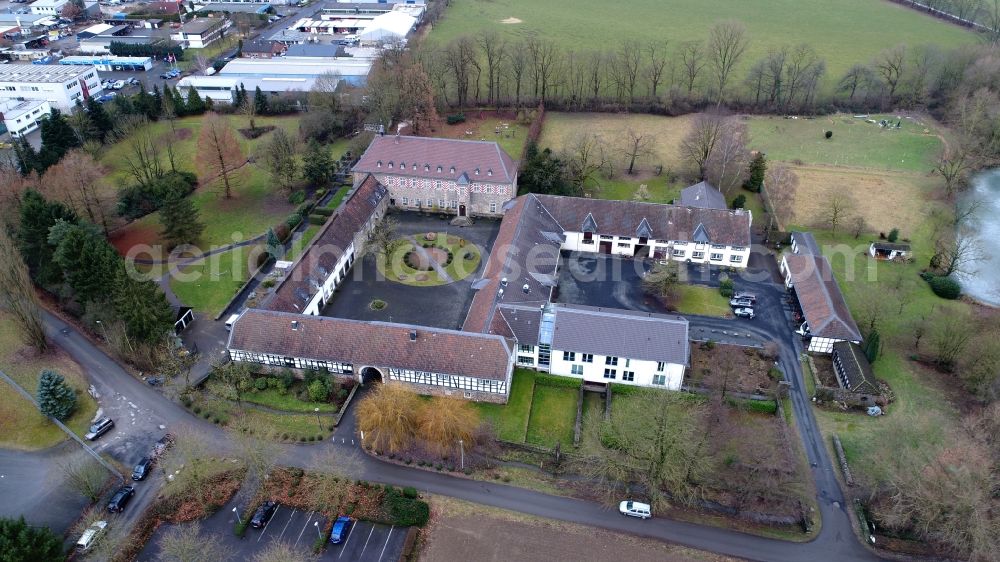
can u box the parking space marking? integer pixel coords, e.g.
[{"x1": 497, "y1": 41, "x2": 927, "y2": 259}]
[
  {"x1": 338, "y1": 520, "x2": 358, "y2": 559},
  {"x1": 359, "y1": 524, "x2": 376, "y2": 558},
  {"x1": 257, "y1": 506, "x2": 281, "y2": 543},
  {"x1": 294, "y1": 510, "x2": 316, "y2": 547},
  {"x1": 275, "y1": 508, "x2": 298, "y2": 541},
  {"x1": 377, "y1": 526, "x2": 394, "y2": 562}
]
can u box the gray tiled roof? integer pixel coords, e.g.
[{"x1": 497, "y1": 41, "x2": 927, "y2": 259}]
[
  {"x1": 353, "y1": 135, "x2": 517, "y2": 184},
  {"x1": 229, "y1": 309, "x2": 514, "y2": 381},
  {"x1": 493, "y1": 304, "x2": 544, "y2": 345},
  {"x1": 791, "y1": 231, "x2": 821, "y2": 256},
  {"x1": 784, "y1": 253, "x2": 862, "y2": 342},
  {"x1": 550, "y1": 304, "x2": 689, "y2": 365},
  {"x1": 680, "y1": 181, "x2": 727, "y2": 210}
]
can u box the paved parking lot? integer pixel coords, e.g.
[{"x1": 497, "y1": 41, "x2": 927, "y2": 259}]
[{"x1": 138, "y1": 494, "x2": 408, "y2": 561}]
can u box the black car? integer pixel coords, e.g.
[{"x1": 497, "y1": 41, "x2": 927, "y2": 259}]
[
  {"x1": 107, "y1": 486, "x2": 135, "y2": 513},
  {"x1": 131, "y1": 457, "x2": 153, "y2": 481},
  {"x1": 250, "y1": 501, "x2": 278, "y2": 528}
]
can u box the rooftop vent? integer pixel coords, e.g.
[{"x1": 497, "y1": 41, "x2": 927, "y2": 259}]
[
  {"x1": 498, "y1": 288, "x2": 504, "y2": 298},
  {"x1": 522, "y1": 284, "x2": 530, "y2": 294},
  {"x1": 409, "y1": 330, "x2": 417, "y2": 342}
]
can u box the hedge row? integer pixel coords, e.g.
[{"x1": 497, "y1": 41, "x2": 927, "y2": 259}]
[
  {"x1": 727, "y1": 397, "x2": 778, "y2": 414},
  {"x1": 533, "y1": 373, "x2": 583, "y2": 389}
]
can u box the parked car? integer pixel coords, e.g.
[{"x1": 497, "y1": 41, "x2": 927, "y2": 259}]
[
  {"x1": 619, "y1": 500, "x2": 651, "y2": 519},
  {"x1": 732, "y1": 291, "x2": 757, "y2": 304},
  {"x1": 729, "y1": 297, "x2": 754, "y2": 308},
  {"x1": 329, "y1": 516, "x2": 352, "y2": 543},
  {"x1": 131, "y1": 457, "x2": 153, "y2": 481},
  {"x1": 144, "y1": 375, "x2": 163, "y2": 386},
  {"x1": 250, "y1": 501, "x2": 278, "y2": 528},
  {"x1": 158, "y1": 72, "x2": 171, "y2": 79},
  {"x1": 85, "y1": 417, "x2": 114, "y2": 441},
  {"x1": 127, "y1": 77, "x2": 139, "y2": 85},
  {"x1": 733, "y1": 307, "x2": 755, "y2": 319},
  {"x1": 106, "y1": 486, "x2": 135, "y2": 513},
  {"x1": 75, "y1": 520, "x2": 107, "y2": 551},
  {"x1": 151, "y1": 433, "x2": 175, "y2": 458},
  {"x1": 112, "y1": 80, "x2": 126, "y2": 90}
]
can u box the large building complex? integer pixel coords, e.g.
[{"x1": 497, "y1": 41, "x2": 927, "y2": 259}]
[
  {"x1": 0, "y1": 64, "x2": 102, "y2": 111},
  {"x1": 227, "y1": 135, "x2": 752, "y2": 402}
]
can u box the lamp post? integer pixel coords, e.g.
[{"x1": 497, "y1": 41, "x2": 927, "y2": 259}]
[
  {"x1": 233, "y1": 507, "x2": 242, "y2": 526},
  {"x1": 459, "y1": 439, "x2": 464, "y2": 470},
  {"x1": 95, "y1": 320, "x2": 109, "y2": 341},
  {"x1": 314, "y1": 521, "x2": 321, "y2": 538},
  {"x1": 314, "y1": 407, "x2": 322, "y2": 433}
]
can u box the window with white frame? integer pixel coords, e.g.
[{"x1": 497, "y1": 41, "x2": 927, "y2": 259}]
[
  {"x1": 517, "y1": 355, "x2": 534, "y2": 365},
  {"x1": 605, "y1": 356, "x2": 618, "y2": 366},
  {"x1": 622, "y1": 371, "x2": 635, "y2": 382},
  {"x1": 450, "y1": 201, "x2": 458, "y2": 209},
  {"x1": 563, "y1": 351, "x2": 575, "y2": 361},
  {"x1": 730, "y1": 255, "x2": 743, "y2": 263},
  {"x1": 603, "y1": 368, "x2": 616, "y2": 379},
  {"x1": 710, "y1": 253, "x2": 723, "y2": 261},
  {"x1": 571, "y1": 364, "x2": 583, "y2": 375},
  {"x1": 401, "y1": 197, "x2": 408, "y2": 205},
  {"x1": 711, "y1": 244, "x2": 726, "y2": 249},
  {"x1": 652, "y1": 374, "x2": 666, "y2": 385},
  {"x1": 672, "y1": 249, "x2": 685, "y2": 257},
  {"x1": 692, "y1": 251, "x2": 705, "y2": 259},
  {"x1": 439, "y1": 199, "x2": 445, "y2": 207},
  {"x1": 490, "y1": 203, "x2": 497, "y2": 213},
  {"x1": 518, "y1": 344, "x2": 534, "y2": 353}
]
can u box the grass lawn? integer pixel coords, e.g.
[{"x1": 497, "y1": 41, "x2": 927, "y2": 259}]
[
  {"x1": 674, "y1": 285, "x2": 730, "y2": 317},
  {"x1": 242, "y1": 387, "x2": 339, "y2": 413},
  {"x1": 106, "y1": 115, "x2": 302, "y2": 257},
  {"x1": 375, "y1": 233, "x2": 482, "y2": 287},
  {"x1": 191, "y1": 390, "x2": 334, "y2": 441},
  {"x1": 577, "y1": 391, "x2": 605, "y2": 455},
  {"x1": 169, "y1": 245, "x2": 260, "y2": 315},
  {"x1": 177, "y1": 34, "x2": 238, "y2": 71},
  {"x1": 325, "y1": 185, "x2": 351, "y2": 209},
  {"x1": 748, "y1": 114, "x2": 943, "y2": 173},
  {"x1": 285, "y1": 224, "x2": 321, "y2": 263},
  {"x1": 475, "y1": 369, "x2": 535, "y2": 442},
  {"x1": 432, "y1": 112, "x2": 530, "y2": 160},
  {"x1": 525, "y1": 384, "x2": 578, "y2": 448},
  {"x1": 0, "y1": 312, "x2": 98, "y2": 450},
  {"x1": 427, "y1": 0, "x2": 974, "y2": 85}
]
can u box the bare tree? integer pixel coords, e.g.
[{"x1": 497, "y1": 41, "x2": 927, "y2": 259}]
[
  {"x1": 229, "y1": 414, "x2": 281, "y2": 507},
  {"x1": 196, "y1": 113, "x2": 246, "y2": 199},
  {"x1": 0, "y1": 227, "x2": 47, "y2": 352},
  {"x1": 44, "y1": 150, "x2": 112, "y2": 233},
  {"x1": 122, "y1": 120, "x2": 165, "y2": 189},
  {"x1": 935, "y1": 144, "x2": 976, "y2": 198},
  {"x1": 562, "y1": 132, "x2": 609, "y2": 190},
  {"x1": 507, "y1": 40, "x2": 529, "y2": 105},
  {"x1": 56, "y1": 453, "x2": 111, "y2": 502},
  {"x1": 584, "y1": 51, "x2": 605, "y2": 102},
  {"x1": 874, "y1": 45, "x2": 906, "y2": 102},
  {"x1": 621, "y1": 128, "x2": 657, "y2": 175},
  {"x1": 645, "y1": 40, "x2": 669, "y2": 99},
  {"x1": 527, "y1": 36, "x2": 559, "y2": 101},
  {"x1": 680, "y1": 112, "x2": 726, "y2": 178},
  {"x1": 704, "y1": 119, "x2": 751, "y2": 197},
  {"x1": 822, "y1": 194, "x2": 853, "y2": 235},
  {"x1": 478, "y1": 32, "x2": 506, "y2": 105},
  {"x1": 160, "y1": 424, "x2": 212, "y2": 500},
  {"x1": 258, "y1": 128, "x2": 298, "y2": 193},
  {"x1": 762, "y1": 164, "x2": 798, "y2": 234},
  {"x1": 707, "y1": 21, "x2": 749, "y2": 104},
  {"x1": 158, "y1": 521, "x2": 232, "y2": 562},
  {"x1": 366, "y1": 214, "x2": 403, "y2": 264},
  {"x1": 933, "y1": 232, "x2": 984, "y2": 276},
  {"x1": 678, "y1": 41, "x2": 707, "y2": 97},
  {"x1": 444, "y1": 36, "x2": 476, "y2": 107},
  {"x1": 783, "y1": 44, "x2": 824, "y2": 110},
  {"x1": 616, "y1": 40, "x2": 642, "y2": 102}
]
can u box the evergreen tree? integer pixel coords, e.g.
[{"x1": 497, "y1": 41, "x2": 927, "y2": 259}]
[
  {"x1": 518, "y1": 142, "x2": 576, "y2": 196},
  {"x1": 185, "y1": 88, "x2": 206, "y2": 115},
  {"x1": 48, "y1": 221, "x2": 121, "y2": 305},
  {"x1": 864, "y1": 331, "x2": 881, "y2": 364},
  {"x1": 151, "y1": 85, "x2": 163, "y2": 115},
  {"x1": 36, "y1": 369, "x2": 77, "y2": 420},
  {"x1": 0, "y1": 516, "x2": 64, "y2": 562},
  {"x1": 301, "y1": 139, "x2": 333, "y2": 186},
  {"x1": 18, "y1": 190, "x2": 78, "y2": 286},
  {"x1": 253, "y1": 85, "x2": 268, "y2": 115},
  {"x1": 266, "y1": 227, "x2": 282, "y2": 258},
  {"x1": 234, "y1": 83, "x2": 248, "y2": 108},
  {"x1": 133, "y1": 88, "x2": 157, "y2": 121},
  {"x1": 38, "y1": 109, "x2": 80, "y2": 170},
  {"x1": 159, "y1": 193, "x2": 204, "y2": 249},
  {"x1": 171, "y1": 86, "x2": 188, "y2": 117},
  {"x1": 743, "y1": 153, "x2": 766, "y2": 193},
  {"x1": 84, "y1": 96, "x2": 113, "y2": 143},
  {"x1": 12, "y1": 137, "x2": 40, "y2": 176},
  {"x1": 113, "y1": 275, "x2": 174, "y2": 343}
]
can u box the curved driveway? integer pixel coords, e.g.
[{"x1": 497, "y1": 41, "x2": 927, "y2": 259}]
[{"x1": 19, "y1": 273, "x2": 882, "y2": 561}]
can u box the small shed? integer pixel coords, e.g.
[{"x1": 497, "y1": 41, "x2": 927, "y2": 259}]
[
  {"x1": 869, "y1": 241, "x2": 910, "y2": 261},
  {"x1": 173, "y1": 306, "x2": 194, "y2": 334},
  {"x1": 831, "y1": 341, "x2": 880, "y2": 395}
]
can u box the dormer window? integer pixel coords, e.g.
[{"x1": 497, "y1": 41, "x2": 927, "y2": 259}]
[
  {"x1": 400, "y1": 162, "x2": 405, "y2": 169},
  {"x1": 449, "y1": 166, "x2": 456, "y2": 174},
  {"x1": 388, "y1": 161, "x2": 394, "y2": 169},
  {"x1": 487, "y1": 168, "x2": 493, "y2": 176},
  {"x1": 436, "y1": 165, "x2": 443, "y2": 173},
  {"x1": 376, "y1": 160, "x2": 382, "y2": 168},
  {"x1": 412, "y1": 163, "x2": 417, "y2": 170},
  {"x1": 424, "y1": 164, "x2": 430, "y2": 171},
  {"x1": 474, "y1": 168, "x2": 480, "y2": 175}
]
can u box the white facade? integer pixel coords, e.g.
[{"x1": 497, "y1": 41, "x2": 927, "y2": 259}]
[
  {"x1": 0, "y1": 65, "x2": 103, "y2": 111},
  {"x1": 0, "y1": 98, "x2": 50, "y2": 137},
  {"x1": 356, "y1": 11, "x2": 416, "y2": 43},
  {"x1": 302, "y1": 241, "x2": 356, "y2": 316},
  {"x1": 780, "y1": 254, "x2": 860, "y2": 354},
  {"x1": 515, "y1": 345, "x2": 685, "y2": 390},
  {"x1": 561, "y1": 231, "x2": 750, "y2": 267},
  {"x1": 30, "y1": 0, "x2": 69, "y2": 15}
]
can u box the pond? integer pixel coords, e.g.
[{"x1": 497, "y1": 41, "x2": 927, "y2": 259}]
[{"x1": 956, "y1": 170, "x2": 1000, "y2": 307}]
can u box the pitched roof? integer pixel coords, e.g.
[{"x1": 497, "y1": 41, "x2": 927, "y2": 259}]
[
  {"x1": 534, "y1": 194, "x2": 751, "y2": 247},
  {"x1": 265, "y1": 175, "x2": 386, "y2": 313},
  {"x1": 870, "y1": 241, "x2": 910, "y2": 252},
  {"x1": 784, "y1": 253, "x2": 862, "y2": 342},
  {"x1": 462, "y1": 195, "x2": 561, "y2": 333},
  {"x1": 550, "y1": 304, "x2": 689, "y2": 365},
  {"x1": 229, "y1": 309, "x2": 513, "y2": 381},
  {"x1": 832, "y1": 341, "x2": 880, "y2": 394},
  {"x1": 492, "y1": 304, "x2": 544, "y2": 345},
  {"x1": 353, "y1": 135, "x2": 517, "y2": 184},
  {"x1": 791, "y1": 231, "x2": 821, "y2": 256},
  {"x1": 680, "y1": 181, "x2": 727, "y2": 210}
]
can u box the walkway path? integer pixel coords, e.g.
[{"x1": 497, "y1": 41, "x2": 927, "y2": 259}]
[{"x1": 403, "y1": 235, "x2": 454, "y2": 283}]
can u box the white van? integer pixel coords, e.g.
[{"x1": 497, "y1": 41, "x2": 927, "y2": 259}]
[
  {"x1": 225, "y1": 313, "x2": 240, "y2": 331},
  {"x1": 619, "y1": 500, "x2": 652, "y2": 519},
  {"x1": 76, "y1": 520, "x2": 107, "y2": 551}
]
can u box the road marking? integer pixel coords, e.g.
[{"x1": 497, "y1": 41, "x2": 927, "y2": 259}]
[
  {"x1": 257, "y1": 506, "x2": 280, "y2": 543},
  {"x1": 377, "y1": 526, "x2": 394, "y2": 562},
  {"x1": 338, "y1": 521, "x2": 358, "y2": 559},
  {"x1": 359, "y1": 524, "x2": 376, "y2": 558},
  {"x1": 294, "y1": 510, "x2": 315, "y2": 547},
  {"x1": 276, "y1": 508, "x2": 297, "y2": 541}
]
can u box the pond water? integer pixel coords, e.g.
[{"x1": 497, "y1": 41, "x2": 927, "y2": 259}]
[{"x1": 956, "y1": 170, "x2": 1000, "y2": 306}]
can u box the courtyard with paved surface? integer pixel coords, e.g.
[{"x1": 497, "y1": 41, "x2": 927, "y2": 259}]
[{"x1": 321, "y1": 213, "x2": 501, "y2": 330}]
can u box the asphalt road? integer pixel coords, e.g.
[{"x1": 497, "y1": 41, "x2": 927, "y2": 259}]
[
  {"x1": 8, "y1": 255, "x2": 883, "y2": 562},
  {"x1": 0, "y1": 443, "x2": 90, "y2": 535}
]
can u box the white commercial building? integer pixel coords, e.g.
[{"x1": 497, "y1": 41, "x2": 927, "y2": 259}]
[
  {"x1": 356, "y1": 11, "x2": 415, "y2": 43},
  {"x1": 30, "y1": 0, "x2": 69, "y2": 15},
  {"x1": 0, "y1": 98, "x2": 51, "y2": 137},
  {"x1": 176, "y1": 74, "x2": 319, "y2": 103},
  {"x1": 0, "y1": 64, "x2": 103, "y2": 111},
  {"x1": 219, "y1": 56, "x2": 373, "y2": 86}
]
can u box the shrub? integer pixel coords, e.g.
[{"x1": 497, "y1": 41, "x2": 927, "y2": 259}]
[
  {"x1": 731, "y1": 194, "x2": 746, "y2": 209},
  {"x1": 446, "y1": 113, "x2": 466, "y2": 125},
  {"x1": 534, "y1": 373, "x2": 582, "y2": 389},
  {"x1": 285, "y1": 213, "x2": 302, "y2": 230},
  {"x1": 719, "y1": 278, "x2": 734, "y2": 298},
  {"x1": 281, "y1": 369, "x2": 296, "y2": 389},
  {"x1": 727, "y1": 398, "x2": 778, "y2": 414},
  {"x1": 254, "y1": 377, "x2": 268, "y2": 391},
  {"x1": 928, "y1": 275, "x2": 961, "y2": 299},
  {"x1": 288, "y1": 190, "x2": 306, "y2": 204},
  {"x1": 193, "y1": 405, "x2": 202, "y2": 414},
  {"x1": 260, "y1": 278, "x2": 276, "y2": 289},
  {"x1": 202, "y1": 411, "x2": 211, "y2": 419},
  {"x1": 313, "y1": 207, "x2": 334, "y2": 217},
  {"x1": 213, "y1": 417, "x2": 221, "y2": 424},
  {"x1": 36, "y1": 370, "x2": 77, "y2": 420},
  {"x1": 385, "y1": 493, "x2": 430, "y2": 526},
  {"x1": 824, "y1": 130, "x2": 833, "y2": 139},
  {"x1": 887, "y1": 228, "x2": 900, "y2": 243},
  {"x1": 307, "y1": 379, "x2": 329, "y2": 402},
  {"x1": 299, "y1": 436, "x2": 307, "y2": 442},
  {"x1": 308, "y1": 214, "x2": 326, "y2": 225},
  {"x1": 234, "y1": 519, "x2": 248, "y2": 537},
  {"x1": 115, "y1": 171, "x2": 198, "y2": 220}
]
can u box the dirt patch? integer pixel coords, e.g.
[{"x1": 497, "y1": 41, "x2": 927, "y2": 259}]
[
  {"x1": 421, "y1": 497, "x2": 735, "y2": 562},
  {"x1": 687, "y1": 342, "x2": 779, "y2": 394},
  {"x1": 788, "y1": 165, "x2": 935, "y2": 233},
  {"x1": 436, "y1": 109, "x2": 519, "y2": 140},
  {"x1": 809, "y1": 354, "x2": 838, "y2": 387},
  {"x1": 500, "y1": 17, "x2": 522, "y2": 24},
  {"x1": 109, "y1": 221, "x2": 164, "y2": 259},
  {"x1": 405, "y1": 247, "x2": 448, "y2": 271}
]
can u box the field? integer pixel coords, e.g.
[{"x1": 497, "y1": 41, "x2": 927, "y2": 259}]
[
  {"x1": 0, "y1": 312, "x2": 98, "y2": 450},
  {"x1": 168, "y1": 245, "x2": 260, "y2": 316},
  {"x1": 106, "y1": 115, "x2": 304, "y2": 258},
  {"x1": 427, "y1": 0, "x2": 974, "y2": 82},
  {"x1": 524, "y1": 385, "x2": 577, "y2": 447},
  {"x1": 432, "y1": 110, "x2": 530, "y2": 160}
]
